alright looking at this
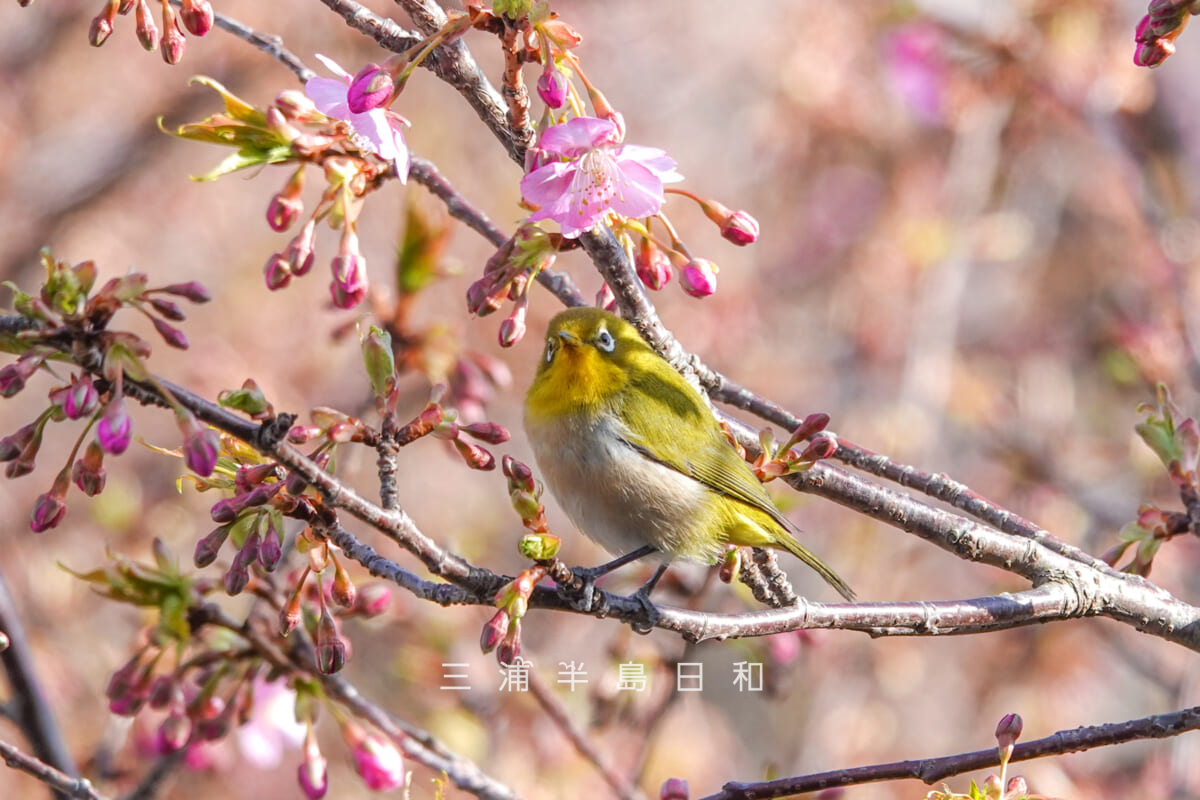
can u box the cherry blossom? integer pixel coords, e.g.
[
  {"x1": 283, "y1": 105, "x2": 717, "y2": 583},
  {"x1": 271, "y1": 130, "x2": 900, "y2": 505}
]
[
  {"x1": 519, "y1": 116, "x2": 681, "y2": 238},
  {"x1": 305, "y1": 54, "x2": 410, "y2": 178}
]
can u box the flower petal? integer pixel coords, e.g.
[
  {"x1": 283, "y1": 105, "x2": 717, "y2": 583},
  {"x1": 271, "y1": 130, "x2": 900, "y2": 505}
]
[
  {"x1": 605, "y1": 159, "x2": 666, "y2": 219},
  {"x1": 314, "y1": 53, "x2": 352, "y2": 81},
  {"x1": 305, "y1": 77, "x2": 351, "y2": 117},
  {"x1": 540, "y1": 116, "x2": 619, "y2": 158},
  {"x1": 520, "y1": 161, "x2": 574, "y2": 212},
  {"x1": 614, "y1": 144, "x2": 683, "y2": 182}
]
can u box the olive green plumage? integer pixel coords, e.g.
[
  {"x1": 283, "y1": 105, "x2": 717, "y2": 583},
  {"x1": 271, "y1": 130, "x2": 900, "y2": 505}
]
[{"x1": 524, "y1": 307, "x2": 853, "y2": 601}]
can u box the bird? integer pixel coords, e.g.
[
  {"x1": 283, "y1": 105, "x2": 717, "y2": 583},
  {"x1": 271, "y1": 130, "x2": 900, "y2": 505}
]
[{"x1": 523, "y1": 306, "x2": 854, "y2": 601}]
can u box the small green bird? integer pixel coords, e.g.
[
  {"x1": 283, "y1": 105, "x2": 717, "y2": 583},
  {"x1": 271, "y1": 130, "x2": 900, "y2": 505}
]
[{"x1": 524, "y1": 307, "x2": 854, "y2": 600}]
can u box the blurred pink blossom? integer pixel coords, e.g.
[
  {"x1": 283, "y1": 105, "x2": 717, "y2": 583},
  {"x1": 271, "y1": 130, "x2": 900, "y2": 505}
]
[
  {"x1": 236, "y1": 678, "x2": 306, "y2": 769},
  {"x1": 884, "y1": 23, "x2": 947, "y2": 125},
  {"x1": 520, "y1": 116, "x2": 682, "y2": 238}
]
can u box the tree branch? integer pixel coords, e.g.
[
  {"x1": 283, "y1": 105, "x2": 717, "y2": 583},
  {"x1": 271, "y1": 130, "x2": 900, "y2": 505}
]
[
  {"x1": 702, "y1": 704, "x2": 1200, "y2": 799},
  {"x1": 0, "y1": 739, "x2": 105, "y2": 800}
]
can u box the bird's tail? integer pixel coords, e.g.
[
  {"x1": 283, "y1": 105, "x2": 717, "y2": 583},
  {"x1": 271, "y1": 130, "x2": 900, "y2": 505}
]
[{"x1": 775, "y1": 531, "x2": 855, "y2": 601}]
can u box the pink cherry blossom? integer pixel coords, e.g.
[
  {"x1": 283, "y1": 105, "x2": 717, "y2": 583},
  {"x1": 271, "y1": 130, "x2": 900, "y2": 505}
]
[
  {"x1": 305, "y1": 54, "x2": 410, "y2": 179},
  {"x1": 519, "y1": 116, "x2": 682, "y2": 238},
  {"x1": 235, "y1": 678, "x2": 306, "y2": 769}
]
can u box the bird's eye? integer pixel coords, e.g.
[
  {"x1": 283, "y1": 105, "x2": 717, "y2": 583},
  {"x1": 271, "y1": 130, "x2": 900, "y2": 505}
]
[
  {"x1": 545, "y1": 339, "x2": 558, "y2": 363},
  {"x1": 595, "y1": 328, "x2": 615, "y2": 353}
]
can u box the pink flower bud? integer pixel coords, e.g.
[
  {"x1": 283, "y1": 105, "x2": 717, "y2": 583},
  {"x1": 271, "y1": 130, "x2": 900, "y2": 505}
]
[
  {"x1": 350, "y1": 732, "x2": 405, "y2": 791},
  {"x1": 315, "y1": 606, "x2": 346, "y2": 674},
  {"x1": 298, "y1": 728, "x2": 328, "y2": 799},
  {"x1": 720, "y1": 209, "x2": 760, "y2": 246},
  {"x1": 159, "y1": 281, "x2": 211, "y2": 303},
  {"x1": 263, "y1": 252, "x2": 292, "y2": 291},
  {"x1": 97, "y1": 397, "x2": 133, "y2": 455},
  {"x1": 30, "y1": 487, "x2": 66, "y2": 533},
  {"x1": 355, "y1": 583, "x2": 392, "y2": 617},
  {"x1": 453, "y1": 438, "x2": 495, "y2": 470},
  {"x1": 223, "y1": 561, "x2": 250, "y2": 596},
  {"x1": 537, "y1": 64, "x2": 569, "y2": 108},
  {"x1": 266, "y1": 195, "x2": 302, "y2": 233},
  {"x1": 330, "y1": 250, "x2": 368, "y2": 310},
  {"x1": 498, "y1": 309, "x2": 526, "y2": 347},
  {"x1": 286, "y1": 219, "x2": 317, "y2": 276},
  {"x1": 156, "y1": 713, "x2": 191, "y2": 753},
  {"x1": 995, "y1": 712, "x2": 1023, "y2": 751},
  {"x1": 331, "y1": 558, "x2": 356, "y2": 608},
  {"x1": 679, "y1": 258, "x2": 718, "y2": 298},
  {"x1": 347, "y1": 64, "x2": 395, "y2": 114},
  {"x1": 480, "y1": 608, "x2": 509, "y2": 654},
  {"x1": 89, "y1": 0, "x2": 118, "y2": 46},
  {"x1": 660, "y1": 778, "x2": 689, "y2": 800},
  {"x1": 636, "y1": 238, "x2": 672, "y2": 290},
  {"x1": 159, "y1": 10, "x2": 185, "y2": 65},
  {"x1": 179, "y1": 0, "x2": 213, "y2": 36},
  {"x1": 181, "y1": 420, "x2": 219, "y2": 477},
  {"x1": 280, "y1": 582, "x2": 305, "y2": 636},
  {"x1": 193, "y1": 525, "x2": 230, "y2": 568},
  {"x1": 72, "y1": 441, "x2": 107, "y2": 496},
  {"x1": 259, "y1": 517, "x2": 282, "y2": 571},
  {"x1": 460, "y1": 422, "x2": 510, "y2": 444},
  {"x1": 134, "y1": 0, "x2": 159, "y2": 50}
]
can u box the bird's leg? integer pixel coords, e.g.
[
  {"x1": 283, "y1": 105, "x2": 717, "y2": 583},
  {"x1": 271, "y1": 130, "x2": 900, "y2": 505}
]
[
  {"x1": 629, "y1": 563, "x2": 667, "y2": 634},
  {"x1": 558, "y1": 545, "x2": 657, "y2": 613}
]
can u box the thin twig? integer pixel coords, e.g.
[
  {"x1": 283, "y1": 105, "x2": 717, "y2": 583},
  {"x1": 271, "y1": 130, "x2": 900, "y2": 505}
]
[
  {"x1": 526, "y1": 669, "x2": 644, "y2": 800},
  {"x1": 167, "y1": 0, "x2": 315, "y2": 82},
  {"x1": 120, "y1": 749, "x2": 186, "y2": 800},
  {"x1": 702, "y1": 704, "x2": 1200, "y2": 799},
  {"x1": 0, "y1": 568, "x2": 79, "y2": 795},
  {"x1": 0, "y1": 739, "x2": 106, "y2": 800}
]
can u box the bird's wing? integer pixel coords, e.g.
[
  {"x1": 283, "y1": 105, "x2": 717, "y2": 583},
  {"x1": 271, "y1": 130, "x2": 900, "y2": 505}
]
[{"x1": 616, "y1": 365, "x2": 793, "y2": 530}]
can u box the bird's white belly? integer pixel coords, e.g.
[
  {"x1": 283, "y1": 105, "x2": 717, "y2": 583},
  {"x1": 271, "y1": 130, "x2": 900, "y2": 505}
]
[{"x1": 526, "y1": 411, "x2": 717, "y2": 562}]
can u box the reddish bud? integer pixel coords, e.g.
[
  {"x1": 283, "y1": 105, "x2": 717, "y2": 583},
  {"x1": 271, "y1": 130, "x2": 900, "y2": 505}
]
[
  {"x1": 159, "y1": 281, "x2": 211, "y2": 303},
  {"x1": 151, "y1": 316, "x2": 189, "y2": 349},
  {"x1": 285, "y1": 219, "x2": 317, "y2": 276},
  {"x1": 156, "y1": 713, "x2": 192, "y2": 753},
  {"x1": 97, "y1": 396, "x2": 132, "y2": 455},
  {"x1": 0, "y1": 423, "x2": 37, "y2": 463},
  {"x1": 330, "y1": 252, "x2": 368, "y2": 309},
  {"x1": 331, "y1": 558, "x2": 357, "y2": 608},
  {"x1": 72, "y1": 442, "x2": 107, "y2": 497},
  {"x1": 537, "y1": 64, "x2": 569, "y2": 108},
  {"x1": 453, "y1": 438, "x2": 495, "y2": 470},
  {"x1": 541, "y1": 18, "x2": 583, "y2": 49},
  {"x1": 179, "y1": 0, "x2": 213, "y2": 36},
  {"x1": 496, "y1": 620, "x2": 522, "y2": 665},
  {"x1": 223, "y1": 561, "x2": 250, "y2": 596},
  {"x1": 636, "y1": 237, "x2": 672, "y2": 290},
  {"x1": 159, "y1": 10, "x2": 185, "y2": 65},
  {"x1": 315, "y1": 606, "x2": 346, "y2": 674},
  {"x1": 267, "y1": 193, "x2": 303, "y2": 233},
  {"x1": 595, "y1": 282, "x2": 617, "y2": 312},
  {"x1": 259, "y1": 517, "x2": 282, "y2": 571},
  {"x1": 661, "y1": 778, "x2": 690, "y2": 800},
  {"x1": 135, "y1": 0, "x2": 159, "y2": 50},
  {"x1": 355, "y1": 583, "x2": 392, "y2": 617},
  {"x1": 280, "y1": 579, "x2": 305, "y2": 636},
  {"x1": 347, "y1": 64, "x2": 394, "y2": 114},
  {"x1": 350, "y1": 732, "x2": 406, "y2": 791},
  {"x1": 182, "y1": 421, "x2": 219, "y2": 477},
  {"x1": 480, "y1": 608, "x2": 509, "y2": 654},
  {"x1": 194, "y1": 525, "x2": 230, "y2": 567},
  {"x1": 89, "y1": 0, "x2": 118, "y2": 45},
  {"x1": 30, "y1": 488, "x2": 66, "y2": 533},
  {"x1": 720, "y1": 209, "x2": 760, "y2": 246},
  {"x1": 460, "y1": 421, "x2": 510, "y2": 444},
  {"x1": 680, "y1": 259, "x2": 718, "y2": 298},
  {"x1": 298, "y1": 727, "x2": 328, "y2": 799},
  {"x1": 263, "y1": 252, "x2": 292, "y2": 291},
  {"x1": 995, "y1": 712, "x2": 1023, "y2": 752}
]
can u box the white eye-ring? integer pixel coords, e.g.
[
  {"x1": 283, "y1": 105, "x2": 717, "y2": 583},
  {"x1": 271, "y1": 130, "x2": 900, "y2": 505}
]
[
  {"x1": 595, "y1": 328, "x2": 615, "y2": 352},
  {"x1": 545, "y1": 339, "x2": 558, "y2": 363}
]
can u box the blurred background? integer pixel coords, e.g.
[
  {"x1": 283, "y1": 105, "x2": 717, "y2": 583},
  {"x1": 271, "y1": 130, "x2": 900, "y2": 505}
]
[{"x1": 2, "y1": 0, "x2": 1200, "y2": 798}]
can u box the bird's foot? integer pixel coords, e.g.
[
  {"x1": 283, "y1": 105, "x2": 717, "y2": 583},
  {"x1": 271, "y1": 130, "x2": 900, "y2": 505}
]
[
  {"x1": 629, "y1": 563, "x2": 668, "y2": 634},
  {"x1": 555, "y1": 564, "x2": 609, "y2": 615}
]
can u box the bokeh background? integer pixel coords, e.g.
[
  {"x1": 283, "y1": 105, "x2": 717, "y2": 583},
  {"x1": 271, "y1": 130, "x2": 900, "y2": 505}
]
[{"x1": 2, "y1": 0, "x2": 1200, "y2": 798}]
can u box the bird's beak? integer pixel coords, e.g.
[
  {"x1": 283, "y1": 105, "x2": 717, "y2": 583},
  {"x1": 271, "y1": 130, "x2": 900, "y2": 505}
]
[{"x1": 557, "y1": 330, "x2": 581, "y2": 346}]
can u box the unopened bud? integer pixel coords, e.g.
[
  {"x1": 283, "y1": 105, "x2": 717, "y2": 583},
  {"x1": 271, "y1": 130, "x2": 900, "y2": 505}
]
[
  {"x1": 537, "y1": 64, "x2": 569, "y2": 108},
  {"x1": 179, "y1": 0, "x2": 213, "y2": 36},
  {"x1": 480, "y1": 609, "x2": 509, "y2": 654},
  {"x1": 194, "y1": 524, "x2": 231, "y2": 568},
  {"x1": 135, "y1": 0, "x2": 159, "y2": 50},
  {"x1": 347, "y1": 64, "x2": 394, "y2": 114},
  {"x1": 159, "y1": 9, "x2": 185, "y2": 65},
  {"x1": 331, "y1": 557, "x2": 356, "y2": 608},
  {"x1": 263, "y1": 252, "x2": 292, "y2": 291},
  {"x1": 679, "y1": 258, "x2": 718, "y2": 298},
  {"x1": 315, "y1": 605, "x2": 346, "y2": 674},
  {"x1": 460, "y1": 421, "x2": 510, "y2": 444},
  {"x1": 453, "y1": 438, "x2": 495, "y2": 470},
  {"x1": 636, "y1": 237, "x2": 672, "y2": 290},
  {"x1": 660, "y1": 778, "x2": 689, "y2": 800}
]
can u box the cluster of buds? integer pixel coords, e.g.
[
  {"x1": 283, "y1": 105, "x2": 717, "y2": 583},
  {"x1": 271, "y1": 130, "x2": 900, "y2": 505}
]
[
  {"x1": 719, "y1": 413, "x2": 838, "y2": 483},
  {"x1": 480, "y1": 564, "x2": 547, "y2": 664},
  {"x1": 277, "y1": 531, "x2": 391, "y2": 674},
  {"x1": 502, "y1": 455, "x2": 549, "y2": 532},
  {"x1": 86, "y1": 0, "x2": 213, "y2": 63},
  {"x1": 468, "y1": 225, "x2": 560, "y2": 347},
  {"x1": 1103, "y1": 385, "x2": 1200, "y2": 574},
  {"x1": 389, "y1": 385, "x2": 511, "y2": 471},
  {"x1": 0, "y1": 252, "x2": 212, "y2": 532},
  {"x1": 1133, "y1": 0, "x2": 1200, "y2": 67}
]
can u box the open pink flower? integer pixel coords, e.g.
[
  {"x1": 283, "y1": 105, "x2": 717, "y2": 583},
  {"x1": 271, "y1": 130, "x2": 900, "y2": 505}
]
[
  {"x1": 520, "y1": 116, "x2": 682, "y2": 238},
  {"x1": 305, "y1": 54, "x2": 410, "y2": 179}
]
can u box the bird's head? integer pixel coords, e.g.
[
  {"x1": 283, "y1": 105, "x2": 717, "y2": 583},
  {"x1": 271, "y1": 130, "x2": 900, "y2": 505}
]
[{"x1": 527, "y1": 307, "x2": 649, "y2": 415}]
